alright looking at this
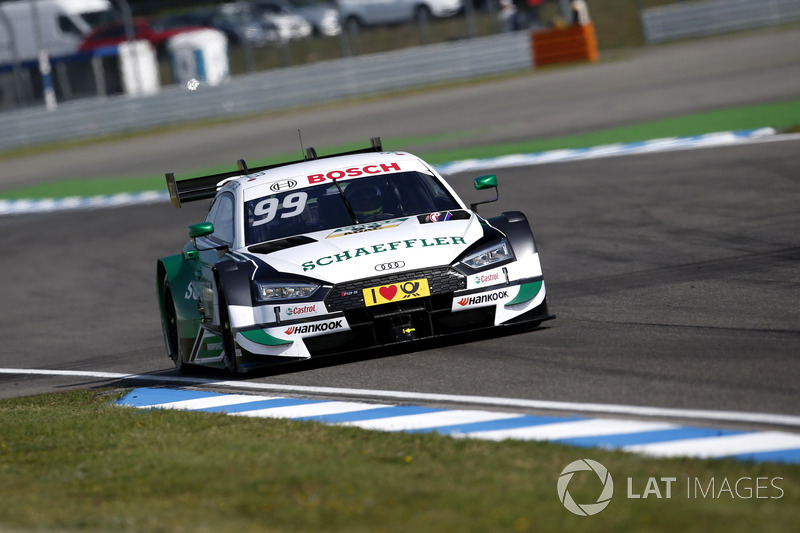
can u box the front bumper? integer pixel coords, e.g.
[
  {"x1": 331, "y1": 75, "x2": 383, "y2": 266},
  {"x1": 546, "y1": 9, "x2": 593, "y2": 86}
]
[{"x1": 230, "y1": 271, "x2": 553, "y2": 370}]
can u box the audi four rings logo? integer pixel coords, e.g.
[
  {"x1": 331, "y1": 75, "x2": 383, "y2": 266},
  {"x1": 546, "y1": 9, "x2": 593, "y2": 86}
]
[
  {"x1": 375, "y1": 261, "x2": 405, "y2": 271},
  {"x1": 269, "y1": 179, "x2": 297, "y2": 192}
]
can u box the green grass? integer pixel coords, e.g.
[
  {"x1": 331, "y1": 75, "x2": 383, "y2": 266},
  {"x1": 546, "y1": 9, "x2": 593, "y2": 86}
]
[
  {"x1": 2, "y1": 98, "x2": 799, "y2": 201},
  {"x1": 0, "y1": 389, "x2": 798, "y2": 532},
  {"x1": 418, "y1": 98, "x2": 800, "y2": 165}
]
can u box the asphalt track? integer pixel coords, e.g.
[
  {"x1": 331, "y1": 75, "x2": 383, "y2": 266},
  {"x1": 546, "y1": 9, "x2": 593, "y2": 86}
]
[{"x1": 0, "y1": 29, "x2": 798, "y2": 427}]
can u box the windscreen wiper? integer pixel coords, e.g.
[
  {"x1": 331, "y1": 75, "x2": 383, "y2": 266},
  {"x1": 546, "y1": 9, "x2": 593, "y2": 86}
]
[{"x1": 331, "y1": 179, "x2": 359, "y2": 224}]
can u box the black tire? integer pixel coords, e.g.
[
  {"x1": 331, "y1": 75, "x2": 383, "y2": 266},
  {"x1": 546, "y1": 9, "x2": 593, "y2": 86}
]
[
  {"x1": 163, "y1": 277, "x2": 192, "y2": 375},
  {"x1": 218, "y1": 291, "x2": 240, "y2": 377}
]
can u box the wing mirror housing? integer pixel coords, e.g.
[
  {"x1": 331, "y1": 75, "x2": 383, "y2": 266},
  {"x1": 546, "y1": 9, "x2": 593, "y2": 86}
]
[
  {"x1": 189, "y1": 222, "x2": 214, "y2": 239},
  {"x1": 470, "y1": 174, "x2": 499, "y2": 213},
  {"x1": 187, "y1": 222, "x2": 229, "y2": 256},
  {"x1": 188, "y1": 222, "x2": 214, "y2": 251}
]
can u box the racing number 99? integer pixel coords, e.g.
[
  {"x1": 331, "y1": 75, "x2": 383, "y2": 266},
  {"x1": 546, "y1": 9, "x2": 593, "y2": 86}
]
[{"x1": 253, "y1": 192, "x2": 308, "y2": 227}]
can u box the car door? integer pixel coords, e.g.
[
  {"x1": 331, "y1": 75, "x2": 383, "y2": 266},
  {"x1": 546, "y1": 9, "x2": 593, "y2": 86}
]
[
  {"x1": 196, "y1": 192, "x2": 235, "y2": 325},
  {"x1": 180, "y1": 192, "x2": 237, "y2": 366}
]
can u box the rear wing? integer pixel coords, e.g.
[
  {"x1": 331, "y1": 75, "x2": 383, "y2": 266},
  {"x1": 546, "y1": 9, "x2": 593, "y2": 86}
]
[{"x1": 166, "y1": 137, "x2": 384, "y2": 208}]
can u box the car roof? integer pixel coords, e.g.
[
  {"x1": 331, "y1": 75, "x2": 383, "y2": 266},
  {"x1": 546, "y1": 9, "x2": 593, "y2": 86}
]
[{"x1": 235, "y1": 151, "x2": 435, "y2": 202}]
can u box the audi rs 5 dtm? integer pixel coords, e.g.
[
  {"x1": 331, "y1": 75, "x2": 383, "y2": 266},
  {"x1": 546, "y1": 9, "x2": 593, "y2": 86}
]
[{"x1": 157, "y1": 137, "x2": 554, "y2": 375}]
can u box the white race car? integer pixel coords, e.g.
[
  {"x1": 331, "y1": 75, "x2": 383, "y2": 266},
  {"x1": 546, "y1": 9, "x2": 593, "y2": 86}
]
[{"x1": 157, "y1": 138, "x2": 553, "y2": 374}]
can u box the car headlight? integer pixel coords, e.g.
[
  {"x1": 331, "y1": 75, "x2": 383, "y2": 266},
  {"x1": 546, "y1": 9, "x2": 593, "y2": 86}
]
[
  {"x1": 461, "y1": 240, "x2": 512, "y2": 269},
  {"x1": 256, "y1": 282, "x2": 319, "y2": 301}
]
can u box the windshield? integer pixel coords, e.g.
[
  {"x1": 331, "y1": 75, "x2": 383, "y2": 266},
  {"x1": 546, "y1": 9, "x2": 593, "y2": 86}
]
[
  {"x1": 81, "y1": 10, "x2": 121, "y2": 29},
  {"x1": 244, "y1": 171, "x2": 460, "y2": 245}
]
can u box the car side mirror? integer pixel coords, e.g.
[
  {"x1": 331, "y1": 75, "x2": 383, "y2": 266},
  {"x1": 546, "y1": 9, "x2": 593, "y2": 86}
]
[
  {"x1": 188, "y1": 222, "x2": 229, "y2": 254},
  {"x1": 189, "y1": 222, "x2": 214, "y2": 239},
  {"x1": 470, "y1": 174, "x2": 499, "y2": 213},
  {"x1": 188, "y1": 222, "x2": 214, "y2": 249}
]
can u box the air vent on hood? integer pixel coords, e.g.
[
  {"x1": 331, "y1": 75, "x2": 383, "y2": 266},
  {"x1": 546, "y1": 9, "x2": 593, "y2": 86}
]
[{"x1": 248, "y1": 235, "x2": 316, "y2": 254}]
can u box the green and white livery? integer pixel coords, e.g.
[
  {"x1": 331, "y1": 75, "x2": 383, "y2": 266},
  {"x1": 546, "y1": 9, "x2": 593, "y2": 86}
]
[{"x1": 157, "y1": 138, "x2": 554, "y2": 375}]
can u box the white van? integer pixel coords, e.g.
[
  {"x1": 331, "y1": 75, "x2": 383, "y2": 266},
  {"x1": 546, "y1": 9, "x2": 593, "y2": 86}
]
[
  {"x1": 0, "y1": 0, "x2": 116, "y2": 66},
  {"x1": 338, "y1": 0, "x2": 464, "y2": 29}
]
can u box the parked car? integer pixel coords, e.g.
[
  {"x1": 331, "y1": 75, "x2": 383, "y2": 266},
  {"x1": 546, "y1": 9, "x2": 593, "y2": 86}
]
[
  {"x1": 337, "y1": 0, "x2": 464, "y2": 30},
  {"x1": 253, "y1": 1, "x2": 313, "y2": 41},
  {"x1": 78, "y1": 17, "x2": 210, "y2": 57},
  {"x1": 290, "y1": 0, "x2": 341, "y2": 36},
  {"x1": 165, "y1": 6, "x2": 279, "y2": 47},
  {"x1": 0, "y1": 0, "x2": 119, "y2": 66}
]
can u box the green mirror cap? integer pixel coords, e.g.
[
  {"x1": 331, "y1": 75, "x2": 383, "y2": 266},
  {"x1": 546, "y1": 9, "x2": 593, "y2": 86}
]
[
  {"x1": 188, "y1": 222, "x2": 214, "y2": 239},
  {"x1": 474, "y1": 174, "x2": 498, "y2": 190}
]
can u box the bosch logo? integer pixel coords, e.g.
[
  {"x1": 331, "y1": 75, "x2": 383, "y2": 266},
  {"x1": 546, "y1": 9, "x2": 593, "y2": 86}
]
[
  {"x1": 270, "y1": 179, "x2": 297, "y2": 192},
  {"x1": 307, "y1": 162, "x2": 402, "y2": 184},
  {"x1": 374, "y1": 261, "x2": 405, "y2": 272}
]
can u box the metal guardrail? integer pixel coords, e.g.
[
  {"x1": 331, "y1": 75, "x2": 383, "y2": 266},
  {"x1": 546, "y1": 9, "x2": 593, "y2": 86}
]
[
  {"x1": 642, "y1": 0, "x2": 800, "y2": 44},
  {"x1": 0, "y1": 32, "x2": 532, "y2": 154}
]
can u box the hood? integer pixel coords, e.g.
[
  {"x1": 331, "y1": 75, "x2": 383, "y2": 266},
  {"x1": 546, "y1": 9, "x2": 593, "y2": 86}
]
[{"x1": 248, "y1": 211, "x2": 486, "y2": 284}]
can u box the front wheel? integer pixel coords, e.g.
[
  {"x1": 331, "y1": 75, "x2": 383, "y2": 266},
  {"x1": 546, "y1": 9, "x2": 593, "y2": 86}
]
[
  {"x1": 218, "y1": 292, "x2": 240, "y2": 377},
  {"x1": 163, "y1": 277, "x2": 192, "y2": 375}
]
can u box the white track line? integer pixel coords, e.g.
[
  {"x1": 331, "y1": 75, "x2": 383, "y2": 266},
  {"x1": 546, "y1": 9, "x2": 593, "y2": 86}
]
[{"x1": 2, "y1": 368, "x2": 800, "y2": 429}]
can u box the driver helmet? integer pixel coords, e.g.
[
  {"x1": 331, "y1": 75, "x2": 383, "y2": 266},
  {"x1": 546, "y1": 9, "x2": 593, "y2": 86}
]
[{"x1": 345, "y1": 182, "x2": 383, "y2": 217}]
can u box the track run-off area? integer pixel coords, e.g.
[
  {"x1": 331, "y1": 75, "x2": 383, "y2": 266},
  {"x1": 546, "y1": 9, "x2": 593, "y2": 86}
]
[
  {"x1": 3, "y1": 363, "x2": 800, "y2": 464},
  {"x1": 1, "y1": 130, "x2": 798, "y2": 465},
  {"x1": 1, "y1": 28, "x2": 799, "y2": 469}
]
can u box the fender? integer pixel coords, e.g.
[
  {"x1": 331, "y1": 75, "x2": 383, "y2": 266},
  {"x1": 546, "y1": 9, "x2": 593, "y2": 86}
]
[
  {"x1": 156, "y1": 253, "x2": 204, "y2": 363},
  {"x1": 488, "y1": 211, "x2": 538, "y2": 258},
  {"x1": 157, "y1": 253, "x2": 199, "y2": 321},
  {"x1": 215, "y1": 258, "x2": 256, "y2": 308}
]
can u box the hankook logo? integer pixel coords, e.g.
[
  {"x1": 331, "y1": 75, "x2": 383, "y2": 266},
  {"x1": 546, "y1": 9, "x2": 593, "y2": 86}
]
[
  {"x1": 284, "y1": 319, "x2": 343, "y2": 335},
  {"x1": 457, "y1": 290, "x2": 508, "y2": 306},
  {"x1": 374, "y1": 261, "x2": 405, "y2": 271},
  {"x1": 269, "y1": 179, "x2": 297, "y2": 192}
]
